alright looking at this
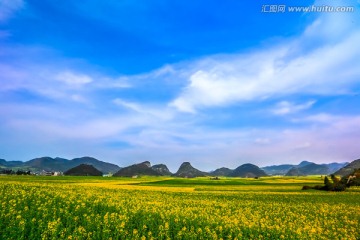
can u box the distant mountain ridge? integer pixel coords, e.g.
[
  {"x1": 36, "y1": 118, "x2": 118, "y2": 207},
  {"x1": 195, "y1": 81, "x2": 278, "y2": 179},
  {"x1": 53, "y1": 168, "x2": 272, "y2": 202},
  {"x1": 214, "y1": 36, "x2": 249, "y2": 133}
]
[
  {"x1": 0, "y1": 158, "x2": 24, "y2": 168},
  {"x1": 210, "y1": 164, "x2": 267, "y2": 178},
  {"x1": 64, "y1": 164, "x2": 103, "y2": 176},
  {"x1": 261, "y1": 164, "x2": 294, "y2": 175},
  {"x1": 210, "y1": 167, "x2": 233, "y2": 176},
  {"x1": 114, "y1": 161, "x2": 165, "y2": 177},
  {"x1": 0, "y1": 156, "x2": 121, "y2": 173},
  {"x1": 0, "y1": 156, "x2": 352, "y2": 177},
  {"x1": 173, "y1": 162, "x2": 207, "y2": 178},
  {"x1": 334, "y1": 159, "x2": 360, "y2": 176},
  {"x1": 231, "y1": 164, "x2": 267, "y2": 177},
  {"x1": 286, "y1": 163, "x2": 330, "y2": 176},
  {"x1": 262, "y1": 161, "x2": 348, "y2": 176},
  {"x1": 152, "y1": 164, "x2": 172, "y2": 175}
]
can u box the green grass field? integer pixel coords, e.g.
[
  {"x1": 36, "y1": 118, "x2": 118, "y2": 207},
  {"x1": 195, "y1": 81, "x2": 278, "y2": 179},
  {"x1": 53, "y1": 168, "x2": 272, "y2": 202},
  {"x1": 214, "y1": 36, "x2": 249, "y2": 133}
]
[{"x1": 1, "y1": 175, "x2": 359, "y2": 239}]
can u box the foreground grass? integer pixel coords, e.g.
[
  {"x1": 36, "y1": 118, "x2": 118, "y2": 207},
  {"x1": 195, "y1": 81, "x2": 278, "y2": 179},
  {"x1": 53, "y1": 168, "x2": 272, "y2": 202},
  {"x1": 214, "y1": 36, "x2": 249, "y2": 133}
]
[{"x1": 0, "y1": 176, "x2": 359, "y2": 239}]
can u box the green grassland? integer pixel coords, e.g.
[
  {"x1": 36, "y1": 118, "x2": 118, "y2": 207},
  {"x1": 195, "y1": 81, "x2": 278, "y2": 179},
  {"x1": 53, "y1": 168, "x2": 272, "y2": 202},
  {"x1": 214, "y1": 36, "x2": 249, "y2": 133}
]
[{"x1": 1, "y1": 175, "x2": 359, "y2": 239}]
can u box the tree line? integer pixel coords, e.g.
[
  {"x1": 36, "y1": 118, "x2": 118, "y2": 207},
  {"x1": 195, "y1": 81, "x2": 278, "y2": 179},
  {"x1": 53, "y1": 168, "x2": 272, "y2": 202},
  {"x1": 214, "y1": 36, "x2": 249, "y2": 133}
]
[{"x1": 303, "y1": 170, "x2": 360, "y2": 192}]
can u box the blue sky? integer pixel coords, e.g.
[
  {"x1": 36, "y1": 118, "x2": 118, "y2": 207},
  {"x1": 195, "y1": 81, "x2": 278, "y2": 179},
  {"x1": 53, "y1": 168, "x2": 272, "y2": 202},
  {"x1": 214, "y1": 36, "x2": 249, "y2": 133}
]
[{"x1": 1, "y1": 0, "x2": 359, "y2": 171}]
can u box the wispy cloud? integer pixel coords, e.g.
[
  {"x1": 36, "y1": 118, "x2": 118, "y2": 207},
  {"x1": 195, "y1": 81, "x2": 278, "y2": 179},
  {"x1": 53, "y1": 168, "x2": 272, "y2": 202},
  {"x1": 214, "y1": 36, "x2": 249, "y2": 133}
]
[
  {"x1": 113, "y1": 98, "x2": 174, "y2": 121},
  {"x1": 55, "y1": 71, "x2": 93, "y2": 87},
  {"x1": 293, "y1": 113, "x2": 340, "y2": 123},
  {"x1": 254, "y1": 138, "x2": 270, "y2": 145},
  {"x1": 113, "y1": 98, "x2": 142, "y2": 112},
  {"x1": 271, "y1": 100, "x2": 316, "y2": 115}
]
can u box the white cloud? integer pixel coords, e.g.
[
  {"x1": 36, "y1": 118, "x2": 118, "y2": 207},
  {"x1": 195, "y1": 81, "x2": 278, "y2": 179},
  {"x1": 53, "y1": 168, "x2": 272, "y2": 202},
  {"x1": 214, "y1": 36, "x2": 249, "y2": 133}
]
[
  {"x1": 94, "y1": 76, "x2": 131, "y2": 89},
  {"x1": 272, "y1": 100, "x2": 315, "y2": 115},
  {"x1": 294, "y1": 113, "x2": 339, "y2": 123},
  {"x1": 107, "y1": 112, "x2": 360, "y2": 169},
  {"x1": 113, "y1": 98, "x2": 174, "y2": 121},
  {"x1": 294, "y1": 142, "x2": 311, "y2": 150},
  {"x1": 113, "y1": 98, "x2": 142, "y2": 112},
  {"x1": 70, "y1": 94, "x2": 88, "y2": 103},
  {"x1": 55, "y1": 71, "x2": 93, "y2": 86},
  {"x1": 3, "y1": 94, "x2": 360, "y2": 170},
  {"x1": 170, "y1": 10, "x2": 360, "y2": 113},
  {"x1": 254, "y1": 138, "x2": 270, "y2": 145}
]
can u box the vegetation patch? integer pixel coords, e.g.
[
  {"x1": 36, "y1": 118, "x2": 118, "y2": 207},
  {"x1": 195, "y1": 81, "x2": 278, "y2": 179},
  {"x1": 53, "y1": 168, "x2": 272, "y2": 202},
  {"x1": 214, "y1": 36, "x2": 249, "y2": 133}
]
[{"x1": 0, "y1": 175, "x2": 359, "y2": 239}]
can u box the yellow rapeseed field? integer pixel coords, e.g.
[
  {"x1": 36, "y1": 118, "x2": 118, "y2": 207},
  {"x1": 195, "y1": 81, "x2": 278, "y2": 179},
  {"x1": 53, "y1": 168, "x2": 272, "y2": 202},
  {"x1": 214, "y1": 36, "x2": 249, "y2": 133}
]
[{"x1": 0, "y1": 176, "x2": 359, "y2": 239}]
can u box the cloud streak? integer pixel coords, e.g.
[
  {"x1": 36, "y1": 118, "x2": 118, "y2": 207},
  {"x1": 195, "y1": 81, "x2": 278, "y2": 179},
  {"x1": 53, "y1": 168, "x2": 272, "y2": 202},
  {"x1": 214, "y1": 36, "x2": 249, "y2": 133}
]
[
  {"x1": 271, "y1": 100, "x2": 316, "y2": 115},
  {"x1": 56, "y1": 71, "x2": 93, "y2": 87}
]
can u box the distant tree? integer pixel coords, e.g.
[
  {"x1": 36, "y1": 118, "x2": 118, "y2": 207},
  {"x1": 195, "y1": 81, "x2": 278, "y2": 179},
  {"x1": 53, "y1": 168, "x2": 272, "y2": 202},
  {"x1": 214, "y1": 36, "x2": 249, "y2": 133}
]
[
  {"x1": 303, "y1": 174, "x2": 350, "y2": 192},
  {"x1": 0, "y1": 169, "x2": 14, "y2": 174},
  {"x1": 302, "y1": 186, "x2": 312, "y2": 190},
  {"x1": 324, "y1": 176, "x2": 332, "y2": 190},
  {"x1": 15, "y1": 170, "x2": 31, "y2": 175},
  {"x1": 341, "y1": 169, "x2": 360, "y2": 187},
  {"x1": 330, "y1": 174, "x2": 340, "y2": 184}
]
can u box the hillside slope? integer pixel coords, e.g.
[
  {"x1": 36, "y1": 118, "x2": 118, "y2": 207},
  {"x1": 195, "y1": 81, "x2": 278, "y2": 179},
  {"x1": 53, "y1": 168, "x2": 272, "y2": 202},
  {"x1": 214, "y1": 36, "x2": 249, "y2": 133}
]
[
  {"x1": 64, "y1": 164, "x2": 103, "y2": 176},
  {"x1": 113, "y1": 161, "x2": 161, "y2": 177},
  {"x1": 210, "y1": 167, "x2": 233, "y2": 176},
  {"x1": 286, "y1": 163, "x2": 330, "y2": 176},
  {"x1": 231, "y1": 164, "x2": 267, "y2": 178},
  {"x1": 0, "y1": 156, "x2": 121, "y2": 173},
  {"x1": 334, "y1": 159, "x2": 360, "y2": 176},
  {"x1": 173, "y1": 162, "x2": 207, "y2": 178}
]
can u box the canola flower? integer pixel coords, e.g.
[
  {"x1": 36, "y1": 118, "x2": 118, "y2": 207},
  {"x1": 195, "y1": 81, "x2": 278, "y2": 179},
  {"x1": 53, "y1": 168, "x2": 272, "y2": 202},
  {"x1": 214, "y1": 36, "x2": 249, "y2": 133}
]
[{"x1": 0, "y1": 177, "x2": 359, "y2": 239}]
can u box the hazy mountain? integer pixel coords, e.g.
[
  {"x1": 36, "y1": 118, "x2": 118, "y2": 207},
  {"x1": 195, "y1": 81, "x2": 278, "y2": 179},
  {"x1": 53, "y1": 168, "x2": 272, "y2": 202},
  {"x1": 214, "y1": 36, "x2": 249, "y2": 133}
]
[
  {"x1": 0, "y1": 156, "x2": 351, "y2": 177},
  {"x1": 230, "y1": 163, "x2": 267, "y2": 178},
  {"x1": 298, "y1": 161, "x2": 313, "y2": 167},
  {"x1": 113, "y1": 161, "x2": 161, "y2": 177},
  {"x1": 26, "y1": 157, "x2": 69, "y2": 171},
  {"x1": 327, "y1": 162, "x2": 349, "y2": 173},
  {"x1": 0, "y1": 159, "x2": 23, "y2": 168},
  {"x1": 173, "y1": 162, "x2": 207, "y2": 178},
  {"x1": 262, "y1": 161, "x2": 313, "y2": 175},
  {"x1": 285, "y1": 167, "x2": 302, "y2": 176},
  {"x1": 210, "y1": 167, "x2": 233, "y2": 176},
  {"x1": 0, "y1": 157, "x2": 120, "y2": 173},
  {"x1": 286, "y1": 163, "x2": 330, "y2": 176},
  {"x1": 67, "y1": 157, "x2": 120, "y2": 173},
  {"x1": 64, "y1": 164, "x2": 103, "y2": 176},
  {"x1": 334, "y1": 159, "x2": 360, "y2": 176},
  {"x1": 151, "y1": 164, "x2": 172, "y2": 175},
  {"x1": 263, "y1": 161, "x2": 347, "y2": 176},
  {"x1": 261, "y1": 164, "x2": 294, "y2": 175}
]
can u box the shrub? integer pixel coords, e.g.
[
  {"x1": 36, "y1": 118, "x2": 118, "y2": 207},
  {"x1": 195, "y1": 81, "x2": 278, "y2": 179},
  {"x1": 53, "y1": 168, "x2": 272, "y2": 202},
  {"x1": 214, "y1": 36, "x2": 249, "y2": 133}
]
[{"x1": 332, "y1": 184, "x2": 346, "y2": 192}]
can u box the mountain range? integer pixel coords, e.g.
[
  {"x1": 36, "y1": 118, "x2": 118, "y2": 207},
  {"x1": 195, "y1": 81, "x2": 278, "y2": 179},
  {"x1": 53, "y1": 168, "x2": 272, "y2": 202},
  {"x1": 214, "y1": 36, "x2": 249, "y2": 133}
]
[
  {"x1": 262, "y1": 161, "x2": 348, "y2": 176},
  {"x1": 0, "y1": 156, "x2": 357, "y2": 177},
  {"x1": 64, "y1": 164, "x2": 103, "y2": 176},
  {"x1": 173, "y1": 162, "x2": 207, "y2": 178},
  {"x1": 0, "y1": 156, "x2": 121, "y2": 174},
  {"x1": 231, "y1": 164, "x2": 268, "y2": 177},
  {"x1": 114, "y1": 161, "x2": 163, "y2": 177},
  {"x1": 334, "y1": 159, "x2": 360, "y2": 176}
]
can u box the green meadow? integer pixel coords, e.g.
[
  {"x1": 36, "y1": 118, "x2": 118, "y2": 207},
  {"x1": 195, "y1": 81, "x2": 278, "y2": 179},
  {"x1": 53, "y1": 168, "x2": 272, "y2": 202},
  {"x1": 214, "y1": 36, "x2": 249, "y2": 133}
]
[{"x1": 1, "y1": 175, "x2": 359, "y2": 239}]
